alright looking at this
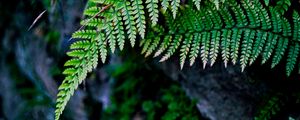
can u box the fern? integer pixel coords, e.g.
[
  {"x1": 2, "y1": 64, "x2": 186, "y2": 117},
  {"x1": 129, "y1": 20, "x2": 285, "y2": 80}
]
[
  {"x1": 121, "y1": 0, "x2": 137, "y2": 47},
  {"x1": 180, "y1": 34, "x2": 192, "y2": 69},
  {"x1": 160, "y1": 35, "x2": 182, "y2": 62},
  {"x1": 55, "y1": 0, "x2": 300, "y2": 119},
  {"x1": 146, "y1": 0, "x2": 159, "y2": 26},
  {"x1": 131, "y1": 0, "x2": 146, "y2": 38},
  {"x1": 255, "y1": 95, "x2": 283, "y2": 120}
]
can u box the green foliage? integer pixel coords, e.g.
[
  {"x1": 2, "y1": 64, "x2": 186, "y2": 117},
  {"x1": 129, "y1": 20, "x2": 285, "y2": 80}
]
[
  {"x1": 255, "y1": 95, "x2": 283, "y2": 120},
  {"x1": 103, "y1": 58, "x2": 201, "y2": 120},
  {"x1": 55, "y1": 0, "x2": 300, "y2": 119}
]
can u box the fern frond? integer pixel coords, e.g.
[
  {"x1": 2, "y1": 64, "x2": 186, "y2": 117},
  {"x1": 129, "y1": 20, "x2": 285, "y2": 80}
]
[
  {"x1": 141, "y1": 37, "x2": 152, "y2": 54},
  {"x1": 104, "y1": 19, "x2": 116, "y2": 53},
  {"x1": 146, "y1": 0, "x2": 159, "y2": 26},
  {"x1": 270, "y1": 8, "x2": 283, "y2": 33},
  {"x1": 286, "y1": 43, "x2": 299, "y2": 76},
  {"x1": 249, "y1": 31, "x2": 267, "y2": 65},
  {"x1": 293, "y1": 11, "x2": 300, "y2": 42},
  {"x1": 242, "y1": 0, "x2": 260, "y2": 28},
  {"x1": 209, "y1": 30, "x2": 221, "y2": 66},
  {"x1": 189, "y1": 33, "x2": 201, "y2": 66},
  {"x1": 171, "y1": 0, "x2": 180, "y2": 18},
  {"x1": 56, "y1": 32, "x2": 99, "y2": 120},
  {"x1": 193, "y1": 0, "x2": 201, "y2": 10},
  {"x1": 121, "y1": 1, "x2": 137, "y2": 47},
  {"x1": 221, "y1": 29, "x2": 231, "y2": 67},
  {"x1": 180, "y1": 34, "x2": 192, "y2": 69},
  {"x1": 145, "y1": 37, "x2": 160, "y2": 57},
  {"x1": 64, "y1": 59, "x2": 81, "y2": 67},
  {"x1": 274, "y1": 0, "x2": 291, "y2": 15},
  {"x1": 131, "y1": 0, "x2": 146, "y2": 38},
  {"x1": 98, "y1": 33, "x2": 108, "y2": 63},
  {"x1": 230, "y1": 28, "x2": 242, "y2": 65},
  {"x1": 282, "y1": 17, "x2": 292, "y2": 37},
  {"x1": 219, "y1": 6, "x2": 234, "y2": 28},
  {"x1": 200, "y1": 32, "x2": 210, "y2": 69},
  {"x1": 271, "y1": 38, "x2": 288, "y2": 68},
  {"x1": 67, "y1": 50, "x2": 86, "y2": 58},
  {"x1": 113, "y1": 10, "x2": 126, "y2": 50},
  {"x1": 72, "y1": 30, "x2": 97, "y2": 39},
  {"x1": 209, "y1": 8, "x2": 223, "y2": 29},
  {"x1": 160, "y1": 35, "x2": 182, "y2": 62},
  {"x1": 187, "y1": 9, "x2": 203, "y2": 31},
  {"x1": 70, "y1": 41, "x2": 91, "y2": 50},
  {"x1": 264, "y1": 0, "x2": 270, "y2": 6},
  {"x1": 154, "y1": 35, "x2": 172, "y2": 57},
  {"x1": 240, "y1": 30, "x2": 254, "y2": 72},
  {"x1": 262, "y1": 34, "x2": 278, "y2": 64},
  {"x1": 56, "y1": 1, "x2": 300, "y2": 119},
  {"x1": 254, "y1": 0, "x2": 271, "y2": 30},
  {"x1": 230, "y1": 1, "x2": 248, "y2": 27},
  {"x1": 84, "y1": 6, "x2": 100, "y2": 16},
  {"x1": 80, "y1": 18, "x2": 101, "y2": 27},
  {"x1": 161, "y1": 0, "x2": 170, "y2": 13}
]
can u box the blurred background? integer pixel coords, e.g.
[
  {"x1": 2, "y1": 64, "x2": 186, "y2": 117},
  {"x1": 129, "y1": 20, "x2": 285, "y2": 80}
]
[{"x1": 1, "y1": 0, "x2": 300, "y2": 120}]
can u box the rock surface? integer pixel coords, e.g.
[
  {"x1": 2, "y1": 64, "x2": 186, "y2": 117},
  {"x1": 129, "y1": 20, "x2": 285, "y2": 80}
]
[{"x1": 157, "y1": 60, "x2": 269, "y2": 120}]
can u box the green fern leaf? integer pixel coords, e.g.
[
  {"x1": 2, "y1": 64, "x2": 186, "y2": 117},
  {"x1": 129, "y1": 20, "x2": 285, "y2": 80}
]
[
  {"x1": 104, "y1": 20, "x2": 116, "y2": 53},
  {"x1": 146, "y1": 0, "x2": 159, "y2": 26},
  {"x1": 221, "y1": 29, "x2": 232, "y2": 67},
  {"x1": 160, "y1": 35, "x2": 182, "y2": 62},
  {"x1": 180, "y1": 34, "x2": 192, "y2": 69},
  {"x1": 254, "y1": 1, "x2": 271, "y2": 30},
  {"x1": 80, "y1": 18, "x2": 101, "y2": 27},
  {"x1": 67, "y1": 50, "x2": 86, "y2": 58},
  {"x1": 275, "y1": 0, "x2": 291, "y2": 15},
  {"x1": 146, "y1": 36, "x2": 161, "y2": 57},
  {"x1": 188, "y1": 9, "x2": 203, "y2": 31},
  {"x1": 242, "y1": 0, "x2": 260, "y2": 28},
  {"x1": 131, "y1": 0, "x2": 146, "y2": 38},
  {"x1": 64, "y1": 59, "x2": 81, "y2": 67},
  {"x1": 209, "y1": 30, "x2": 221, "y2": 66},
  {"x1": 264, "y1": 0, "x2": 270, "y2": 6},
  {"x1": 121, "y1": 1, "x2": 137, "y2": 47},
  {"x1": 113, "y1": 10, "x2": 126, "y2": 50},
  {"x1": 98, "y1": 33, "x2": 108, "y2": 63},
  {"x1": 270, "y1": 8, "x2": 283, "y2": 33},
  {"x1": 193, "y1": 0, "x2": 201, "y2": 10},
  {"x1": 161, "y1": 0, "x2": 170, "y2": 13},
  {"x1": 230, "y1": 28, "x2": 242, "y2": 65},
  {"x1": 209, "y1": 7, "x2": 223, "y2": 29},
  {"x1": 203, "y1": 9, "x2": 214, "y2": 30},
  {"x1": 154, "y1": 35, "x2": 172, "y2": 57},
  {"x1": 293, "y1": 11, "x2": 300, "y2": 41},
  {"x1": 286, "y1": 43, "x2": 299, "y2": 76},
  {"x1": 63, "y1": 68, "x2": 77, "y2": 75},
  {"x1": 201, "y1": 32, "x2": 210, "y2": 69},
  {"x1": 72, "y1": 30, "x2": 97, "y2": 39},
  {"x1": 271, "y1": 38, "x2": 288, "y2": 68},
  {"x1": 241, "y1": 30, "x2": 254, "y2": 72},
  {"x1": 262, "y1": 34, "x2": 278, "y2": 64},
  {"x1": 189, "y1": 33, "x2": 201, "y2": 66},
  {"x1": 171, "y1": 0, "x2": 180, "y2": 18},
  {"x1": 219, "y1": 6, "x2": 235, "y2": 28},
  {"x1": 230, "y1": 1, "x2": 247, "y2": 27},
  {"x1": 282, "y1": 17, "x2": 292, "y2": 37},
  {"x1": 70, "y1": 41, "x2": 91, "y2": 50},
  {"x1": 141, "y1": 38, "x2": 152, "y2": 54},
  {"x1": 84, "y1": 6, "x2": 100, "y2": 16},
  {"x1": 249, "y1": 31, "x2": 267, "y2": 65}
]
